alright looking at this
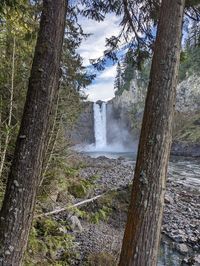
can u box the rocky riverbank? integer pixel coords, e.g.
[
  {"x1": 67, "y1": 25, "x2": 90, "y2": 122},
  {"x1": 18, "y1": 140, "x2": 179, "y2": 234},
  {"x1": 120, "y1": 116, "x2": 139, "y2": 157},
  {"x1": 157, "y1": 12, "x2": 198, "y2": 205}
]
[
  {"x1": 65, "y1": 154, "x2": 200, "y2": 265},
  {"x1": 171, "y1": 141, "x2": 200, "y2": 157}
]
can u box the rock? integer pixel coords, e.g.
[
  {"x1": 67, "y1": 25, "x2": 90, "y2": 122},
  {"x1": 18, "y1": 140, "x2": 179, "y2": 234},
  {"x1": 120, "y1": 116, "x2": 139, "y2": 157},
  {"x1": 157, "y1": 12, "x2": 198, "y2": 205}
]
[
  {"x1": 176, "y1": 75, "x2": 200, "y2": 113},
  {"x1": 96, "y1": 100, "x2": 104, "y2": 106},
  {"x1": 165, "y1": 194, "x2": 174, "y2": 204},
  {"x1": 69, "y1": 215, "x2": 83, "y2": 232},
  {"x1": 50, "y1": 191, "x2": 59, "y2": 202},
  {"x1": 171, "y1": 229, "x2": 187, "y2": 243},
  {"x1": 176, "y1": 243, "x2": 189, "y2": 254},
  {"x1": 182, "y1": 254, "x2": 200, "y2": 265},
  {"x1": 69, "y1": 101, "x2": 95, "y2": 144},
  {"x1": 171, "y1": 141, "x2": 200, "y2": 157}
]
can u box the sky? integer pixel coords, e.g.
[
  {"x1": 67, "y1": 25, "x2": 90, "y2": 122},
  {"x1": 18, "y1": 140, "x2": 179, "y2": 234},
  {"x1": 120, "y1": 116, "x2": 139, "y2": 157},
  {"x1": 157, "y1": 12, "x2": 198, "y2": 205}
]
[{"x1": 78, "y1": 14, "x2": 121, "y2": 102}]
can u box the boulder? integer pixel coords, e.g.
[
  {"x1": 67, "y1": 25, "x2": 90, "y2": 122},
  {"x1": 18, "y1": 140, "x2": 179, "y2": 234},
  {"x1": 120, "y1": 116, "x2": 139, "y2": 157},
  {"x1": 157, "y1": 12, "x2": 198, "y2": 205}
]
[{"x1": 176, "y1": 243, "x2": 189, "y2": 254}]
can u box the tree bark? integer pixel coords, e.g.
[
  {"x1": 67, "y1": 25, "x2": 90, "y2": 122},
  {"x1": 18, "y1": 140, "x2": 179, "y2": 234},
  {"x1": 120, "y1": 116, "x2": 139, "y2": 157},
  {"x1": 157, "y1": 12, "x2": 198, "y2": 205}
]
[
  {"x1": 0, "y1": 1, "x2": 67, "y2": 265},
  {"x1": 119, "y1": 0, "x2": 185, "y2": 265}
]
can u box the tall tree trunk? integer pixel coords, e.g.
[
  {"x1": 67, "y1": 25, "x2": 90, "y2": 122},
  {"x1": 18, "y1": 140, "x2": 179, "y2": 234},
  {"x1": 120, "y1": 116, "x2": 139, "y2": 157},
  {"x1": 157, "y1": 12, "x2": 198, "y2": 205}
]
[
  {"x1": 0, "y1": 1, "x2": 67, "y2": 265},
  {"x1": 119, "y1": 0, "x2": 185, "y2": 265}
]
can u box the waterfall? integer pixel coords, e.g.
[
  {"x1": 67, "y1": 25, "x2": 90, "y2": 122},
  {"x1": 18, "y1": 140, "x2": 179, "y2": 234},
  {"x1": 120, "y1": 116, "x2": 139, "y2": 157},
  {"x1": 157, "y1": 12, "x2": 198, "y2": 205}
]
[{"x1": 93, "y1": 102, "x2": 107, "y2": 149}]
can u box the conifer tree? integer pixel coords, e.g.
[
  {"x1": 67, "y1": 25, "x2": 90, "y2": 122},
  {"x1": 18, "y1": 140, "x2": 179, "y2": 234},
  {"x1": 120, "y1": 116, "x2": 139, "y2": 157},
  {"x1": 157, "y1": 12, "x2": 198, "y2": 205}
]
[
  {"x1": 119, "y1": 0, "x2": 185, "y2": 264},
  {"x1": 0, "y1": 1, "x2": 67, "y2": 264},
  {"x1": 114, "y1": 62, "x2": 122, "y2": 95}
]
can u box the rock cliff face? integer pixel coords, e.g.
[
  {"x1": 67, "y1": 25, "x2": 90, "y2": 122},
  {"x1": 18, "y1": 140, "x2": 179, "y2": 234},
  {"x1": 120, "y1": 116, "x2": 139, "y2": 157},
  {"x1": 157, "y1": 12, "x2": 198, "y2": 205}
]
[
  {"x1": 107, "y1": 79, "x2": 146, "y2": 139},
  {"x1": 70, "y1": 75, "x2": 200, "y2": 156},
  {"x1": 110, "y1": 79, "x2": 145, "y2": 108},
  {"x1": 109, "y1": 74, "x2": 200, "y2": 114},
  {"x1": 69, "y1": 102, "x2": 94, "y2": 145},
  {"x1": 106, "y1": 102, "x2": 135, "y2": 148},
  {"x1": 176, "y1": 75, "x2": 200, "y2": 113},
  {"x1": 109, "y1": 74, "x2": 200, "y2": 156}
]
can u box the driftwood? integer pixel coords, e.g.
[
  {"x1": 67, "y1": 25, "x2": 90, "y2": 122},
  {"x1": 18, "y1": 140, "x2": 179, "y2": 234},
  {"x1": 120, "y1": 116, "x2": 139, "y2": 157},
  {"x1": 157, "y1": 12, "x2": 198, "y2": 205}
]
[
  {"x1": 35, "y1": 184, "x2": 130, "y2": 218},
  {"x1": 35, "y1": 193, "x2": 105, "y2": 218}
]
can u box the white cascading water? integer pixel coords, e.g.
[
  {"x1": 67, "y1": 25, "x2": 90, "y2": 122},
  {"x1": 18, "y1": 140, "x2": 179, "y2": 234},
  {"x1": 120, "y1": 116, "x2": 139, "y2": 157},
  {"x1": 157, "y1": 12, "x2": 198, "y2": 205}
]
[{"x1": 93, "y1": 102, "x2": 107, "y2": 149}]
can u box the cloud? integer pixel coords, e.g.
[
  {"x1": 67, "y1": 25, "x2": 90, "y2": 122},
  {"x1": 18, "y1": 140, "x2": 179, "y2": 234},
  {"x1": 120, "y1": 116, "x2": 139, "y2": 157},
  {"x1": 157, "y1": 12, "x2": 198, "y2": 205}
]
[
  {"x1": 85, "y1": 64, "x2": 117, "y2": 102},
  {"x1": 99, "y1": 65, "x2": 117, "y2": 80},
  {"x1": 78, "y1": 14, "x2": 121, "y2": 102},
  {"x1": 78, "y1": 14, "x2": 120, "y2": 66},
  {"x1": 85, "y1": 80, "x2": 115, "y2": 102}
]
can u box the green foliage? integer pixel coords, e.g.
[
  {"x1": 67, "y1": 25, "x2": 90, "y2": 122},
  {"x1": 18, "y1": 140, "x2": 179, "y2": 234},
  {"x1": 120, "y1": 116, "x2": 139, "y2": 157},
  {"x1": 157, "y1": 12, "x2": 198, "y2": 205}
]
[
  {"x1": 0, "y1": 185, "x2": 4, "y2": 208},
  {"x1": 0, "y1": 0, "x2": 93, "y2": 190},
  {"x1": 80, "y1": 0, "x2": 157, "y2": 70},
  {"x1": 95, "y1": 191, "x2": 116, "y2": 210},
  {"x1": 179, "y1": 46, "x2": 200, "y2": 81},
  {"x1": 0, "y1": 0, "x2": 93, "y2": 203},
  {"x1": 114, "y1": 62, "x2": 122, "y2": 94},
  {"x1": 90, "y1": 174, "x2": 101, "y2": 181},
  {"x1": 68, "y1": 179, "x2": 91, "y2": 198},
  {"x1": 89, "y1": 206, "x2": 111, "y2": 224},
  {"x1": 79, "y1": 188, "x2": 131, "y2": 225},
  {"x1": 174, "y1": 113, "x2": 200, "y2": 143},
  {"x1": 114, "y1": 49, "x2": 150, "y2": 96},
  {"x1": 87, "y1": 186, "x2": 132, "y2": 225},
  {"x1": 101, "y1": 187, "x2": 131, "y2": 215},
  {"x1": 24, "y1": 217, "x2": 78, "y2": 265},
  {"x1": 87, "y1": 252, "x2": 117, "y2": 266},
  {"x1": 114, "y1": 50, "x2": 137, "y2": 96},
  {"x1": 80, "y1": 0, "x2": 200, "y2": 71},
  {"x1": 0, "y1": 1, "x2": 39, "y2": 188},
  {"x1": 185, "y1": 0, "x2": 200, "y2": 7},
  {"x1": 38, "y1": 9, "x2": 94, "y2": 194},
  {"x1": 138, "y1": 60, "x2": 151, "y2": 87},
  {"x1": 68, "y1": 174, "x2": 97, "y2": 199}
]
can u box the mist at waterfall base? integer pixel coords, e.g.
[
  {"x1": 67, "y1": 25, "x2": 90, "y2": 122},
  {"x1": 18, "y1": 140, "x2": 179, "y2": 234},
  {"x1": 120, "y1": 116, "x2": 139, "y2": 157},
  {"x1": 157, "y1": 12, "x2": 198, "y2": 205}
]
[{"x1": 76, "y1": 102, "x2": 138, "y2": 158}]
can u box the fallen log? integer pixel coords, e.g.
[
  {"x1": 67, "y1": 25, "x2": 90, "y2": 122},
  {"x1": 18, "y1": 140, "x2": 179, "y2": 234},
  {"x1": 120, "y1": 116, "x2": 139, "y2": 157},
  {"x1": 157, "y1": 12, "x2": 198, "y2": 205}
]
[
  {"x1": 35, "y1": 193, "x2": 105, "y2": 218},
  {"x1": 35, "y1": 184, "x2": 130, "y2": 218}
]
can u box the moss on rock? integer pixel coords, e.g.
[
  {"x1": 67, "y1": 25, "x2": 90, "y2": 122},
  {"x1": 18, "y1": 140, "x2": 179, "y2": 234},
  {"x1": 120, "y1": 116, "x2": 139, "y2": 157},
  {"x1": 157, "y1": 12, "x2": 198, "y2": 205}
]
[{"x1": 24, "y1": 217, "x2": 78, "y2": 265}]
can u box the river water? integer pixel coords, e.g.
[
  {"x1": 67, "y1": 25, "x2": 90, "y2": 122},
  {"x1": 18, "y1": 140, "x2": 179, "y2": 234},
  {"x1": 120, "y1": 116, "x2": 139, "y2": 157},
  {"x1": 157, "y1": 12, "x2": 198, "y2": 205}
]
[{"x1": 84, "y1": 150, "x2": 200, "y2": 187}]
